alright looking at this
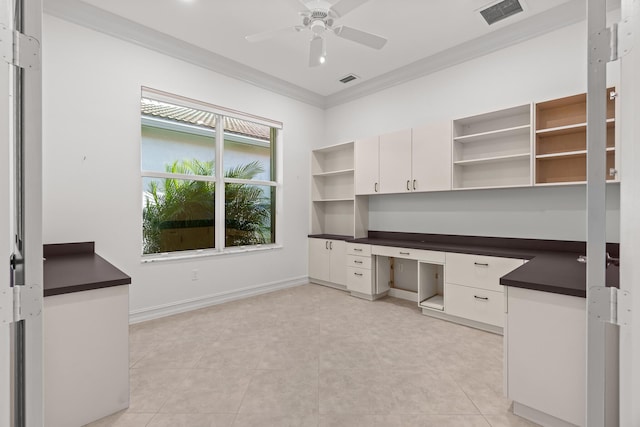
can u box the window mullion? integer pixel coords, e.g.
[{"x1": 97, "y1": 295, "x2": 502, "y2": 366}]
[{"x1": 215, "y1": 114, "x2": 225, "y2": 251}]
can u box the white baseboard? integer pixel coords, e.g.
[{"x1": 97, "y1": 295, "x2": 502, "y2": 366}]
[
  {"x1": 513, "y1": 401, "x2": 579, "y2": 427},
  {"x1": 129, "y1": 276, "x2": 309, "y2": 324}
]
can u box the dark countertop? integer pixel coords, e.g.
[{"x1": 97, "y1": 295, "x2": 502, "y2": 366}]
[
  {"x1": 342, "y1": 231, "x2": 619, "y2": 298},
  {"x1": 308, "y1": 234, "x2": 353, "y2": 241},
  {"x1": 43, "y1": 242, "x2": 131, "y2": 297}
]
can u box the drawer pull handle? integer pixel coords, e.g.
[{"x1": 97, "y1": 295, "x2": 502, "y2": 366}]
[
  {"x1": 413, "y1": 180, "x2": 417, "y2": 190},
  {"x1": 353, "y1": 248, "x2": 363, "y2": 252},
  {"x1": 354, "y1": 272, "x2": 363, "y2": 277},
  {"x1": 375, "y1": 182, "x2": 379, "y2": 192},
  {"x1": 326, "y1": 241, "x2": 329, "y2": 250},
  {"x1": 399, "y1": 251, "x2": 410, "y2": 255},
  {"x1": 474, "y1": 262, "x2": 489, "y2": 267},
  {"x1": 354, "y1": 260, "x2": 363, "y2": 264},
  {"x1": 474, "y1": 295, "x2": 489, "y2": 301},
  {"x1": 406, "y1": 180, "x2": 411, "y2": 191},
  {"x1": 329, "y1": 241, "x2": 333, "y2": 250}
]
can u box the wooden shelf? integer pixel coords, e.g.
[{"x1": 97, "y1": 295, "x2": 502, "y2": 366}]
[
  {"x1": 453, "y1": 153, "x2": 530, "y2": 166},
  {"x1": 534, "y1": 88, "x2": 617, "y2": 184}
]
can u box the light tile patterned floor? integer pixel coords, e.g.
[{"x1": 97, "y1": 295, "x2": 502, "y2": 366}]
[{"x1": 86, "y1": 284, "x2": 540, "y2": 427}]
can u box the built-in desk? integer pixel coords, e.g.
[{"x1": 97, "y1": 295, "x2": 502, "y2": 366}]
[{"x1": 43, "y1": 242, "x2": 131, "y2": 427}]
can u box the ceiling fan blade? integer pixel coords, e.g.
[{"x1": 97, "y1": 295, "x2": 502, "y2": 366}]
[
  {"x1": 333, "y1": 25, "x2": 387, "y2": 49},
  {"x1": 309, "y1": 36, "x2": 325, "y2": 67},
  {"x1": 330, "y1": 0, "x2": 369, "y2": 17},
  {"x1": 245, "y1": 26, "x2": 302, "y2": 43}
]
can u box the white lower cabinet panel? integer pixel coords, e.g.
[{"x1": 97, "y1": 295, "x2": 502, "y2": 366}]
[
  {"x1": 506, "y1": 287, "x2": 585, "y2": 427},
  {"x1": 346, "y1": 267, "x2": 373, "y2": 294},
  {"x1": 347, "y1": 254, "x2": 372, "y2": 269},
  {"x1": 445, "y1": 283, "x2": 504, "y2": 327},
  {"x1": 446, "y1": 252, "x2": 524, "y2": 293}
]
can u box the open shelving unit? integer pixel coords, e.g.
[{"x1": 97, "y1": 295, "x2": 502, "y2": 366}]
[
  {"x1": 535, "y1": 88, "x2": 617, "y2": 185},
  {"x1": 310, "y1": 142, "x2": 368, "y2": 237},
  {"x1": 452, "y1": 104, "x2": 532, "y2": 189},
  {"x1": 418, "y1": 262, "x2": 445, "y2": 311}
]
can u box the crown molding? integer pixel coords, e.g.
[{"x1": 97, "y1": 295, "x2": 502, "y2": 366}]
[
  {"x1": 324, "y1": 0, "x2": 587, "y2": 108},
  {"x1": 44, "y1": 0, "x2": 592, "y2": 110},
  {"x1": 43, "y1": 0, "x2": 327, "y2": 108}
]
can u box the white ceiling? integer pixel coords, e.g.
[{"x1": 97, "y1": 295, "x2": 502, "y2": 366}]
[{"x1": 45, "y1": 0, "x2": 607, "y2": 106}]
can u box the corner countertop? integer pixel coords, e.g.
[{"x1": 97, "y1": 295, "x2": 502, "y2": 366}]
[
  {"x1": 43, "y1": 242, "x2": 131, "y2": 297},
  {"x1": 323, "y1": 231, "x2": 619, "y2": 299}
]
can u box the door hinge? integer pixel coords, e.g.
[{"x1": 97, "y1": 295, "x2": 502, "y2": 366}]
[
  {"x1": 0, "y1": 23, "x2": 40, "y2": 70},
  {"x1": 588, "y1": 286, "x2": 632, "y2": 326}
]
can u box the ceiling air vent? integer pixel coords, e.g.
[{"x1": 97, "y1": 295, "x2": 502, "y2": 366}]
[
  {"x1": 339, "y1": 74, "x2": 358, "y2": 84},
  {"x1": 480, "y1": 0, "x2": 523, "y2": 25}
]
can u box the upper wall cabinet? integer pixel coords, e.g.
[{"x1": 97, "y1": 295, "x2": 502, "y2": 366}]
[
  {"x1": 354, "y1": 136, "x2": 380, "y2": 195},
  {"x1": 452, "y1": 104, "x2": 533, "y2": 190},
  {"x1": 355, "y1": 121, "x2": 452, "y2": 195},
  {"x1": 379, "y1": 129, "x2": 413, "y2": 193},
  {"x1": 412, "y1": 121, "x2": 452, "y2": 192},
  {"x1": 534, "y1": 88, "x2": 617, "y2": 185}
]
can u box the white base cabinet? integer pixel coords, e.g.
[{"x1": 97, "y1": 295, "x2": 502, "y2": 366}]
[
  {"x1": 505, "y1": 286, "x2": 585, "y2": 427},
  {"x1": 309, "y1": 238, "x2": 347, "y2": 287}
]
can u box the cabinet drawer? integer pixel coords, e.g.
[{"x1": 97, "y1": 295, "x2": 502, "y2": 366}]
[
  {"x1": 347, "y1": 243, "x2": 371, "y2": 256},
  {"x1": 371, "y1": 245, "x2": 445, "y2": 263},
  {"x1": 346, "y1": 267, "x2": 373, "y2": 295},
  {"x1": 445, "y1": 283, "x2": 504, "y2": 327},
  {"x1": 445, "y1": 252, "x2": 523, "y2": 292},
  {"x1": 347, "y1": 254, "x2": 372, "y2": 269}
]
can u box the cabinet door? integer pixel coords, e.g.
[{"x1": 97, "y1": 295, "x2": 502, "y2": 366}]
[
  {"x1": 354, "y1": 136, "x2": 379, "y2": 195},
  {"x1": 379, "y1": 129, "x2": 412, "y2": 194},
  {"x1": 328, "y1": 240, "x2": 347, "y2": 286},
  {"x1": 308, "y1": 239, "x2": 330, "y2": 282},
  {"x1": 412, "y1": 121, "x2": 452, "y2": 192}
]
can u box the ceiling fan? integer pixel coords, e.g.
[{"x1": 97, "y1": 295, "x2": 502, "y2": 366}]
[{"x1": 245, "y1": 0, "x2": 388, "y2": 67}]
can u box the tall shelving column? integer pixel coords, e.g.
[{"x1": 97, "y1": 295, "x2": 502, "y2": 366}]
[
  {"x1": 452, "y1": 104, "x2": 533, "y2": 190},
  {"x1": 534, "y1": 88, "x2": 617, "y2": 185},
  {"x1": 310, "y1": 142, "x2": 368, "y2": 238}
]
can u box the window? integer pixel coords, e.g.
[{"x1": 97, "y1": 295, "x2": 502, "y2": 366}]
[{"x1": 141, "y1": 88, "x2": 280, "y2": 256}]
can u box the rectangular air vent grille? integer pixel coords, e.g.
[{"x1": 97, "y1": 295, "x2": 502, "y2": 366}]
[
  {"x1": 480, "y1": 0, "x2": 523, "y2": 25},
  {"x1": 339, "y1": 74, "x2": 358, "y2": 84}
]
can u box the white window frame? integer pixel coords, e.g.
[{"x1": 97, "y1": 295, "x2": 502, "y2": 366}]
[{"x1": 140, "y1": 87, "x2": 283, "y2": 261}]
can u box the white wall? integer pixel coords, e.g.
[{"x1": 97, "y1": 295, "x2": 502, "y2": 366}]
[
  {"x1": 325, "y1": 20, "x2": 621, "y2": 242},
  {"x1": 42, "y1": 15, "x2": 322, "y2": 316}
]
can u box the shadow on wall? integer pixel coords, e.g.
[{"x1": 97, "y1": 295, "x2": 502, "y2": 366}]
[{"x1": 368, "y1": 185, "x2": 620, "y2": 242}]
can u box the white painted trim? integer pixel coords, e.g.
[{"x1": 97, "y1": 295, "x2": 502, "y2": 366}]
[
  {"x1": 44, "y1": 0, "x2": 325, "y2": 108},
  {"x1": 513, "y1": 401, "x2": 579, "y2": 427},
  {"x1": 44, "y1": 0, "x2": 599, "y2": 109},
  {"x1": 128, "y1": 275, "x2": 309, "y2": 324}
]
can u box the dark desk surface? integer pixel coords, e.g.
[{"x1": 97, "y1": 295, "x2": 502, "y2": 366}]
[
  {"x1": 43, "y1": 242, "x2": 131, "y2": 297},
  {"x1": 311, "y1": 231, "x2": 620, "y2": 299}
]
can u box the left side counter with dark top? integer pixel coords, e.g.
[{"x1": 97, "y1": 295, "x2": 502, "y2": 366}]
[
  {"x1": 43, "y1": 241, "x2": 131, "y2": 296},
  {"x1": 43, "y1": 242, "x2": 131, "y2": 427}
]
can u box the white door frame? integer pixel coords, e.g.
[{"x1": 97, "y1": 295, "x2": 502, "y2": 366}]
[
  {"x1": 0, "y1": 0, "x2": 43, "y2": 425},
  {"x1": 619, "y1": 0, "x2": 640, "y2": 425}
]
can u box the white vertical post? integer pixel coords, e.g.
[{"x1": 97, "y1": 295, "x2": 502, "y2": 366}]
[
  {"x1": 586, "y1": 0, "x2": 609, "y2": 425},
  {"x1": 619, "y1": 0, "x2": 640, "y2": 425}
]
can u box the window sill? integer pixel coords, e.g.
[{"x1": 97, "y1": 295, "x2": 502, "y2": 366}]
[{"x1": 141, "y1": 244, "x2": 283, "y2": 263}]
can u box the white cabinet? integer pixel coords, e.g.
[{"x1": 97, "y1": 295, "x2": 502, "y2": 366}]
[
  {"x1": 505, "y1": 286, "x2": 585, "y2": 426},
  {"x1": 355, "y1": 121, "x2": 453, "y2": 195},
  {"x1": 379, "y1": 129, "x2": 412, "y2": 193},
  {"x1": 345, "y1": 243, "x2": 377, "y2": 299},
  {"x1": 309, "y1": 238, "x2": 347, "y2": 287},
  {"x1": 354, "y1": 136, "x2": 379, "y2": 195},
  {"x1": 412, "y1": 121, "x2": 452, "y2": 192},
  {"x1": 442, "y1": 252, "x2": 524, "y2": 331}
]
